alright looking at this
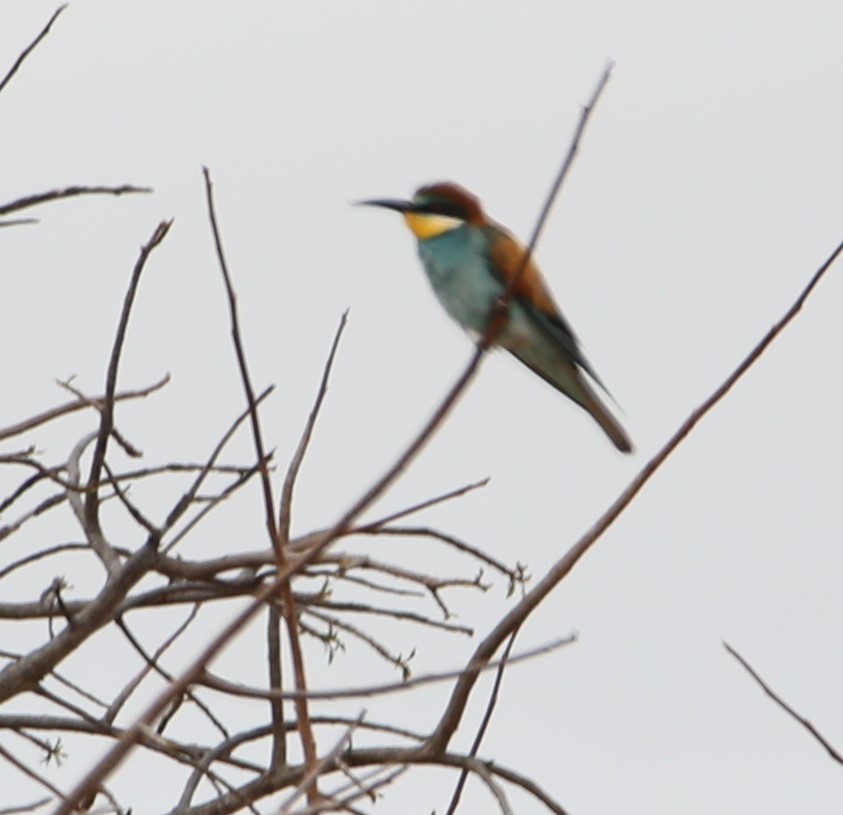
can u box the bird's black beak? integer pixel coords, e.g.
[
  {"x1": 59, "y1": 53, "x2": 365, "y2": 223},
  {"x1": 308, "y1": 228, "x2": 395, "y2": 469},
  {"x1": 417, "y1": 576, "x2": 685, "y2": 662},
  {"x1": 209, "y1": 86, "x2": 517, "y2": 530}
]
[{"x1": 355, "y1": 198, "x2": 413, "y2": 213}]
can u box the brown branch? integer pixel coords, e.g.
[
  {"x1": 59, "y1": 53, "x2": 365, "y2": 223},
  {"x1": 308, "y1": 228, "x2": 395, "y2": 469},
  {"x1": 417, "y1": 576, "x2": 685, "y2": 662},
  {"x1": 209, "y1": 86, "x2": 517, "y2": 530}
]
[
  {"x1": 0, "y1": 742, "x2": 65, "y2": 804},
  {"x1": 276, "y1": 714, "x2": 364, "y2": 814},
  {"x1": 0, "y1": 185, "x2": 151, "y2": 218},
  {"x1": 279, "y1": 311, "x2": 348, "y2": 544},
  {"x1": 352, "y1": 477, "x2": 489, "y2": 531},
  {"x1": 301, "y1": 608, "x2": 413, "y2": 678},
  {"x1": 202, "y1": 167, "x2": 319, "y2": 799},
  {"x1": 108, "y1": 608, "x2": 217, "y2": 731},
  {"x1": 341, "y1": 748, "x2": 569, "y2": 815},
  {"x1": 481, "y1": 62, "x2": 614, "y2": 353},
  {"x1": 0, "y1": 494, "x2": 66, "y2": 545},
  {"x1": 0, "y1": 540, "x2": 160, "y2": 705},
  {"x1": 0, "y1": 5, "x2": 66, "y2": 95},
  {"x1": 444, "y1": 627, "x2": 520, "y2": 815},
  {"x1": 84, "y1": 221, "x2": 172, "y2": 557},
  {"x1": 162, "y1": 385, "x2": 274, "y2": 539},
  {"x1": 425, "y1": 234, "x2": 843, "y2": 756},
  {"x1": 67, "y1": 432, "x2": 120, "y2": 574},
  {"x1": 0, "y1": 797, "x2": 51, "y2": 815},
  {"x1": 0, "y1": 374, "x2": 170, "y2": 443},
  {"x1": 724, "y1": 642, "x2": 843, "y2": 766},
  {"x1": 198, "y1": 635, "x2": 575, "y2": 702},
  {"x1": 56, "y1": 378, "x2": 142, "y2": 457},
  {"x1": 268, "y1": 605, "x2": 287, "y2": 768},
  {"x1": 352, "y1": 526, "x2": 524, "y2": 590}
]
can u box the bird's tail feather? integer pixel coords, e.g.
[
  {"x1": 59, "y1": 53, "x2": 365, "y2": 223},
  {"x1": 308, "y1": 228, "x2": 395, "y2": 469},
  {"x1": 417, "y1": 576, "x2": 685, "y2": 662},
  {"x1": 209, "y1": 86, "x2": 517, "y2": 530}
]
[
  {"x1": 512, "y1": 351, "x2": 633, "y2": 453},
  {"x1": 579, "y1": 388, "x2": 633, "y2": 453}
]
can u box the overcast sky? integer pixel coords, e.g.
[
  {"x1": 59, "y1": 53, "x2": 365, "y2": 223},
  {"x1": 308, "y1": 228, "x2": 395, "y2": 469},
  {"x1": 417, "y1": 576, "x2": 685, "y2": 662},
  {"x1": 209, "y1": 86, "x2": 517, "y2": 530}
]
[{"x1": 2, "y1": 2, "x2": 843, "y2": 813}]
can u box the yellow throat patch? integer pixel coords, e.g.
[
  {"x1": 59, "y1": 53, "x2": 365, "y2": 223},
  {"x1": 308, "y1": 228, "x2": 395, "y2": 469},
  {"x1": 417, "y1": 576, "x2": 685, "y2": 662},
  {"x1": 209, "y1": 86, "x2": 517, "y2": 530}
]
[{"x1": 402, "y1": 211, "x2": 465, "y2": 240}]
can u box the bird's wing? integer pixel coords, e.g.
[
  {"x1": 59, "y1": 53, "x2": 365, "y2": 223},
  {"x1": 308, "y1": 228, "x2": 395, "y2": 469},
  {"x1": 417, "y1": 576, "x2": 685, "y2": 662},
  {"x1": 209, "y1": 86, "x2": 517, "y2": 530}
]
[{"x1": 485, "y1": 224, "x2": 606, "y2": 387}]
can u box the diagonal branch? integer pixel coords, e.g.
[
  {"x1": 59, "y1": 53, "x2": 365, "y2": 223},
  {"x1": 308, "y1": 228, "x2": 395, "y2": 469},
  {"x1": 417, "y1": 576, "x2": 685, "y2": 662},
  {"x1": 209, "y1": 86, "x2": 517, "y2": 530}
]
[
  {"x1": 279, "y1": 310, "x2": 348, "y2": 544},
  {"x1": 424, "y1": 234, "x2": 843, "y2": 755},
  {"x1": 0, "y1": 5, "x2": 66, "y2": 95},
  {"x1": 724, "y1": 642, "x2": 843, "y2": 766},
  {"x1": 444, "y1": 627, "x2": 520, "y2": 815}
]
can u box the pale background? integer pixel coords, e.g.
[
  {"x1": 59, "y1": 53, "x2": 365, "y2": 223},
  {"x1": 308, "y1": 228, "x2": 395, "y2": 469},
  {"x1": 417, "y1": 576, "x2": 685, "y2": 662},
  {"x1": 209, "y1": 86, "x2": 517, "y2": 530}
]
[{"x1": 2, "y1": 1, "x2": 843, "y2": 813}]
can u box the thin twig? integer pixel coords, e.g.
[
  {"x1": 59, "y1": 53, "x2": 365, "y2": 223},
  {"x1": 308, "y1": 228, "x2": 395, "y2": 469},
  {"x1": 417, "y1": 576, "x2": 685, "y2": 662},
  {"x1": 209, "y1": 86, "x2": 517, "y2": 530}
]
[
  {"x1": 279, "y1": 311, "x2": 348, "y2": 544},
  {"x1": 199, "y1": 635, "x2": 576, "y2": 702},
  {"x1": 352, "y1": 477, "x2": 489, "y2": 531},
  {"x1": 0, "y1": 185, "x2": 151, "y2": 218},
  {"x1": 202, "y1": 167, "x2": 319, "y2": 799},
  {"x1": 276, "y1": 714, "x2": 365, "y2": 815},
  {"x1": 0, "y1": 217, "x2": 38, "y2": 228},
  {"x1": 0, "y1": 375, "x2": 169, "y2": 443},
  {"x1": 0, "y1": 742, "x2": 65, "y2": 802},
  {"x1": 0, "y1": 797, "x2": 51, "y2": 815},
  {"x1": 67, "y1": 432, "x2": 119, "y2": 574},
  {"x1": 724, "y1": 642, "x2": 843, "y2": 765},
  {"x1": 444, "y1": 627, "x2": 520, "y2": 815},
  {"x1": 0, "y1": 5, "x2": 66, "y2": 95},
  {"x1": 162, "y1": 386, "x2": 274, "y2": 538},
  {"x1": 84, "y1": 221, "x2": 172, "y2": 555}
]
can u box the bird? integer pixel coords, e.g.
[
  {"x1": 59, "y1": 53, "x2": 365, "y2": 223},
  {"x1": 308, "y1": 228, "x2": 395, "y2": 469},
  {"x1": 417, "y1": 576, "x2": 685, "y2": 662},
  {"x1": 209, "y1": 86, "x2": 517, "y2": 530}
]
[{"x1": 359, "y1": 181, "x2": 632, "y2": 453}]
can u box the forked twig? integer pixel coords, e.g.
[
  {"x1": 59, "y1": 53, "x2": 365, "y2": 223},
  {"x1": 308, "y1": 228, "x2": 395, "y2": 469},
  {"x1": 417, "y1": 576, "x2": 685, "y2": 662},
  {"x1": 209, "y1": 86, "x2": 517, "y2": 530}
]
[
  {"x1": 84, "y1": 221, "x2": 172, "y2": 551},
  {"x1": 444, "y1": 627, "x2": 520, "y2": 815},
  {"x1": 0, "y1": 375, "x2": 169, "y2": 443}
]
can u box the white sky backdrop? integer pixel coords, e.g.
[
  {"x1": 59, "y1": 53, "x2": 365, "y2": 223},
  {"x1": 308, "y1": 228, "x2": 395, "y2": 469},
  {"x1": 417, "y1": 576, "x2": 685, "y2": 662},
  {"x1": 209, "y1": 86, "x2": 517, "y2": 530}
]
[{"x1": 2, "y1": 1, "x2": 843, "y2": 813}]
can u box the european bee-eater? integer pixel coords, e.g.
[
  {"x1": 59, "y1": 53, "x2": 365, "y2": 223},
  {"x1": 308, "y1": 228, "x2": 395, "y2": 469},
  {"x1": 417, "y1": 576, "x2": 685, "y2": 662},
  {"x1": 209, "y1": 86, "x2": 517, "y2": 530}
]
[{"x1": 360, "y1": 182, "x2": 632, "y2": 453}]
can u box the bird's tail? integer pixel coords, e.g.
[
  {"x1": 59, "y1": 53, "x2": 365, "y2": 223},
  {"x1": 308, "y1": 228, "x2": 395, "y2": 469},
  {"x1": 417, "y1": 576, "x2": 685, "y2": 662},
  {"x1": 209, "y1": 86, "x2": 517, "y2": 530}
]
[
  {"x1": 578, "y1": 386, "x2": 633, "y2": 453},
  {"x1": 513, "y1": 352, "x2": 633, "y2": 453}
]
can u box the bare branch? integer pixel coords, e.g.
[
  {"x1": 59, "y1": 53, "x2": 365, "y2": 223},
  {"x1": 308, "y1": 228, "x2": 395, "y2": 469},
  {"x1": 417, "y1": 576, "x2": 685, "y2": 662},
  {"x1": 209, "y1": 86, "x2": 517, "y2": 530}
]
[
  {"x1": 0, "y1": 742, "x2": 65, "y2": 803},
  {"x1": 352, "y1": 477, "x2": 489, "y2": 531},
  {"x1": 0, "y1": 185, "x2": 151, "y2": 218},
  {"x1": 199, "y1": 635, "x2": 576, "y2": 702},
  {"x1": 85, "y1": 221, "x2": 172, "y2": 541},
  {"x1": 202, "y1": 166, "x2": 319, "y2": 796},
  {"x1": 162, "y1": 386, "x2": 274, "y2": 539},
  {"x1": 425, "y1": 233, "x2": 843, "y2": 756},
  {"x1": 724, "y1": 642, "x2": 843, "y2": 766},
  {"x1": 0, "y1": 5, "x2": 66, "y2": 95},
  {"x1": 0, "y1": 797, "x2": 51, "y2": 815},
  {"x1": 279, "y1": 311, "x2": 348, "y2": 544},
  {"x1": 0, "y1": 375, "x2": 170, "y2": 443},
  {"x1": 444, "y1": 627, "x2": 520, "y2": 815},
  {"x1": 66, "y1": 432, "x2": 120, "y2": 574},
  {"x1": 276, "y1": 714, "x2": 364, "y2": 815},
  {"x1": 268, "y1": 605, "x2": 287, "y2": 768}
]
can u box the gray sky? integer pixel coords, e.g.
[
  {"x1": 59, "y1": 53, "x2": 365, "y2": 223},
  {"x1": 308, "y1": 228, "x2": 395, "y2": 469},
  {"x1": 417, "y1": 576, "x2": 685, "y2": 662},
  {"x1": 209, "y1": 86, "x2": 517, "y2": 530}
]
[{"x1": 3, "y1": 1, "x2": 843, "y2": 813}]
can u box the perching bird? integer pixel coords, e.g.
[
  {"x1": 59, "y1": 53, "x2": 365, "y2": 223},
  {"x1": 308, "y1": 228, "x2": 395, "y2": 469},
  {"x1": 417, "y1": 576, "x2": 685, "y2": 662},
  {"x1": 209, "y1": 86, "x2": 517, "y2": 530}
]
[{"x1": 360, "y1": 182, "x2": 632, "y2": 453}]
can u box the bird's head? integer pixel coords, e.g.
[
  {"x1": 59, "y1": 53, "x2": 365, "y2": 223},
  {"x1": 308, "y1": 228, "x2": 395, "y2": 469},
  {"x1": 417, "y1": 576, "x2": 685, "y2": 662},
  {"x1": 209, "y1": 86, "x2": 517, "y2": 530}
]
[{"x1": 359, "y1": 182, "x2": 485, "y2": 240}]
